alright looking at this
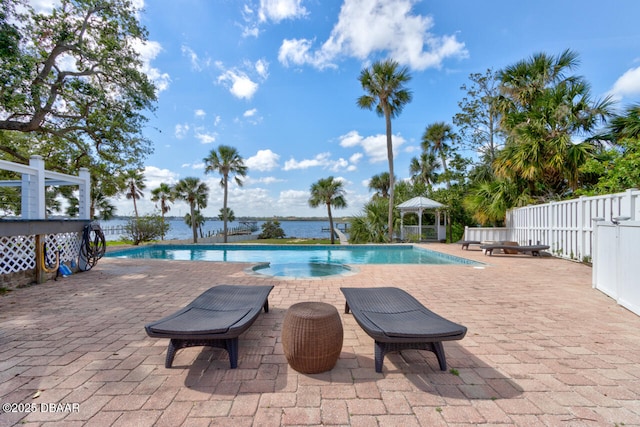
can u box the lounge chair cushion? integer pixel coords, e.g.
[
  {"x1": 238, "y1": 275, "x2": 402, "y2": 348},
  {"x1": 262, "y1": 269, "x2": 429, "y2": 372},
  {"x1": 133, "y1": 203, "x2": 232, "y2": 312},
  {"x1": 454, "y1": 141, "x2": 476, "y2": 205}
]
[
  {"x1": 145, "y1": 284, "x2": 273, "y2": 369},
  {"x1": 341, "y1": 287, "x2": 466, "y2": 372},
  {"x1": 362, "y1": 310, "x2": 461, "y2": 339},
  {"x1": 147, "y1": 308, "x2": 251, "y2": 335}
]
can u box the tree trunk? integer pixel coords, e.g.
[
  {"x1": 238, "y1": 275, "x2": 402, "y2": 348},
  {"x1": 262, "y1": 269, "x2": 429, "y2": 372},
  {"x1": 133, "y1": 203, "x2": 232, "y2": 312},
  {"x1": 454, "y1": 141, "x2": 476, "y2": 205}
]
[
  {"x1": 161, "y1": 210, "x2": 165, "y2": 240},
  {"x1": 190, "y1": 203, "x2": 198, "y2": 243},
  {"x1": 223, "y1": 177, "x2": 229, "y2": 243},
  {"x1": 132, "y1": 196, "x2": 139, "y2": 219},
  {"x1": 385, "y1": 109, "x2": 395, "y2": 242},
  {"x1": 327, "y1": 203, "x2": 335, "y2": 244}
]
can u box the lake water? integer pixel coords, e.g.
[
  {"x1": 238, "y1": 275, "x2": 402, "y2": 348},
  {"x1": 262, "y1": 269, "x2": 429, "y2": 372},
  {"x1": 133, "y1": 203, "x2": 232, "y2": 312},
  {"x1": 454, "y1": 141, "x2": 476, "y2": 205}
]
[{"x1": 98, "y1": 218, "x2": 345, "y2": 241}]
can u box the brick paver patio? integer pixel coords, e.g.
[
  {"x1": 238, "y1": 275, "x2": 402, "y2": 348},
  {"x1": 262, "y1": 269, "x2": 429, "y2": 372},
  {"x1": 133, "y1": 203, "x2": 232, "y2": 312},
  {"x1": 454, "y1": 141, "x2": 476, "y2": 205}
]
[{"x1": 1, "y1": 243, "x2": 639, "y2": 426}]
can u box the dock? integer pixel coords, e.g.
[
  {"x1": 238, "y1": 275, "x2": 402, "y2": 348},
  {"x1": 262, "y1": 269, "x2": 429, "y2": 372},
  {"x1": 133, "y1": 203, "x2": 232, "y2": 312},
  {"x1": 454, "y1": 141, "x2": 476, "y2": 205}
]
[{"x1": 334, "y1": 228, "x2": 349, "y2": 245}]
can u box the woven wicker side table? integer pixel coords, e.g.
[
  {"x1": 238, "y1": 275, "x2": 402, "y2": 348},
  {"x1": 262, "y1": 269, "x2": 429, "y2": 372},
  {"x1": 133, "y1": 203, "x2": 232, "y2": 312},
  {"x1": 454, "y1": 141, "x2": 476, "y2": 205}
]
[{"x1": 282, "y1": 302, "x2": 343, "y2": 374}]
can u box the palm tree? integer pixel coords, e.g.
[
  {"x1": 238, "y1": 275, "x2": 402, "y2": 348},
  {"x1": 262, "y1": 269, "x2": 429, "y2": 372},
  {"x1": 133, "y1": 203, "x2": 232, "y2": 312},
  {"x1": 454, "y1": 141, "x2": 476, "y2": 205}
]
[
  {"x1": 173, "y1": 177, "x2": 209, "y2": 243},
  {"x1": 464, "y1": 178, "x2": 531, "y2": 226},
  {"x1": 496, "y1": 49, "x2": 612, "y2": 198},
  {"x1": 409, "y1": 152, "x2": 440, "y2": 189},
  {"x1": 123, "y1": 169, "x2": 145, "y2": 219},
  {"x1": 607, "y1": 103, "x2": 640, "y2": 141},
  {"x1": 357, "y1": 59, "x2": 412, "y2": 242},
  {"x1": 218, "y1": 207, "x2": 235, "y2": 222},
  {"x1": 92, "y1": 191, "x2": 117, "y2": 220},
  {"x1": 204, "y1": 145, "x2": 247, "y2": 243},
  {"x1": 308, "y1": 176, "x2": 347, "y2": 244},
  {"x1": 422, "y1": 122, "x2": 456, "y2": 187},
  {"x1": 184, "y1": 210, "x2": 206, "y2": 239},
  {"x1": 349, "y1": 197, "x2": 389, "y2": 244},
  {"x1": 151, "y1": 183, "x2": 174, "y2": 240},
  {"x1": 368, "y1": 172, "x2": 395, "y2": 198}
]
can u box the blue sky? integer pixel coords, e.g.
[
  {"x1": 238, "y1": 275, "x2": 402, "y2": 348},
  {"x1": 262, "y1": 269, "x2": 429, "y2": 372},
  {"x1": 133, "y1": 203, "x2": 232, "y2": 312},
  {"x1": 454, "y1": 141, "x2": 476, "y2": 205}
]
[{"x1": 103, "y1": 0, "x2": 640, "y2": 218}]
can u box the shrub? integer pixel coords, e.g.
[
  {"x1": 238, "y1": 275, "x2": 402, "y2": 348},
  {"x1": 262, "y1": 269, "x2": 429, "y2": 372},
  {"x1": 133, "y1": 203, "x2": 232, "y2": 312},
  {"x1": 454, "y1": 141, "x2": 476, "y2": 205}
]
[
  {"x1": 123, "y1": 214, "x2": 170, "y2": 245},
  {"x1": 258, "y1": 220, "x2": 286, "y2": 239}
]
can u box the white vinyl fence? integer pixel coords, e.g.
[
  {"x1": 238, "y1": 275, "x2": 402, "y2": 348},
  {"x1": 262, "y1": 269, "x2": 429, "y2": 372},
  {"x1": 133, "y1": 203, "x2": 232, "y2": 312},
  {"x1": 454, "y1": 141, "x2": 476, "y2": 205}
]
[
  {"x1": 463, "y1": 188, "x2": 640, "y2": 316},
  {"x1": 592, "y1": 221, "x2": 640, "y2": 316},
  {"x1": 464, "y1": 188, "x2": 640, "y2": 262}
]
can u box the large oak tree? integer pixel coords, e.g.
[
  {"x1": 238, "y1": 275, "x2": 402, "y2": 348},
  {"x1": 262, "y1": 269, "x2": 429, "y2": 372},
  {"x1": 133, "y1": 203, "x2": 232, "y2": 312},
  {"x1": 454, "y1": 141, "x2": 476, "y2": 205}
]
[{"x1": 0, "y1": 0, "x2": 157, "y2": 215}]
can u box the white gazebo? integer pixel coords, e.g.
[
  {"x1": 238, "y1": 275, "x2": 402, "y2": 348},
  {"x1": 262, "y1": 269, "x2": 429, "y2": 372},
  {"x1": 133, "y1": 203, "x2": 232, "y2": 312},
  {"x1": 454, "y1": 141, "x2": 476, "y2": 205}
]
[{"x1": 397, "y1": 196, "x2": 446, "y2": 241}]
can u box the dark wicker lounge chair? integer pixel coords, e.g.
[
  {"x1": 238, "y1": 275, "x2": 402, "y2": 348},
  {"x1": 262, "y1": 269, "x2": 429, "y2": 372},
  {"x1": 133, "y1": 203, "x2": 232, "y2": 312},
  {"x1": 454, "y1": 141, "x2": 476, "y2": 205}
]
[
  {"x1": 480, "y1": 243, "x2": 549, "y2": 256},
  {"x1": 145, "y1": 284, "x2": 274, "y2": 369},
  {"x1": 340, "y1": 287, "x2": 467, "y2": 373},
  {"x1": 460, "y1": 240, "x2": 481, "y2": 250}
]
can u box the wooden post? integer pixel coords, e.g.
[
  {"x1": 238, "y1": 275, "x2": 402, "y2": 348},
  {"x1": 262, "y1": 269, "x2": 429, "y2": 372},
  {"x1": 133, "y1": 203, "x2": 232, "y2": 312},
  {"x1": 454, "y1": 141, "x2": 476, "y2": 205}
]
[{"x1": 34, "y1": 234, "x2": 46, "y2": 284}]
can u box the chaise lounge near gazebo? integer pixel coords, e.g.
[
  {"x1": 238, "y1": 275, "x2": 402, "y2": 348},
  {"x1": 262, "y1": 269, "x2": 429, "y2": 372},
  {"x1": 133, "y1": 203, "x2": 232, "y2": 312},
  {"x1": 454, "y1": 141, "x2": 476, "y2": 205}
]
[{"x1": 397, "y1": 196, "x2": 446, "y2": 242}]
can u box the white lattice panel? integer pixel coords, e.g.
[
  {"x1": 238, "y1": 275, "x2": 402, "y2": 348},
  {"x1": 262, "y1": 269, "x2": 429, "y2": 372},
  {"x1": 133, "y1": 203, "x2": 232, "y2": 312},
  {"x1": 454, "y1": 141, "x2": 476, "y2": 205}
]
[
  {"x1": 1, "y1": 232, "x2": 82, "y2": 274},
  {"x1": 1, "y1": 235, "x2": 36, "y2": 274},
  {"x1": 46, "y1": 232, "x2": 82, "y2": 264}
]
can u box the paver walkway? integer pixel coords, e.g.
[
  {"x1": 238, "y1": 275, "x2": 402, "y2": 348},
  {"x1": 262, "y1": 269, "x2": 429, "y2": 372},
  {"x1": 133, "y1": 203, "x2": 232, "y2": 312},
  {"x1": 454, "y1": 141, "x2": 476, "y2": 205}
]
[{"x1": 1, "y1": 243, "x2": 639, "y2": 426}]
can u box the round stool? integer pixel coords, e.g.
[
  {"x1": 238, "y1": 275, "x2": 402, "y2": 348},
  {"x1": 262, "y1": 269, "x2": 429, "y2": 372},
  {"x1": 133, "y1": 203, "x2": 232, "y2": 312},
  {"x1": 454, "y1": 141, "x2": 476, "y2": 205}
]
[{"x1": 282, "y1": 302, "x2": 343, "y2": 374}]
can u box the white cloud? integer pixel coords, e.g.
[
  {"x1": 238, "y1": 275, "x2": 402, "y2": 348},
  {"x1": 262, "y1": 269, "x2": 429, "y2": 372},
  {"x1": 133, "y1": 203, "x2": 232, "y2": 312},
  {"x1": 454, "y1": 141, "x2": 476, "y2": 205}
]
[
  {"x1": 278, "y1": 38, "x2": 335, "y2": 69},
  {"x1": 143, "y1": 166, "x2": 179, "y2": 189},
  {"x1": 260, "y1": 176, "x2": 284, "y2": 184},
  {"x1": 339, "y1": 130, "x2": 363, "y2": 147},
  {"x1": 284, "y1": 152, "x2": 332, "y2": 170},
  {"x1": 213, "y1": 115, "x2": 222, "y2": 126},
  {"x1": 195, "y1": 109, "x2": 206, "y2": 118},
  {"x1": 404, "y1": 144, "x2": 420, "y2": 153},
  {"x1": 283, "y1": 151, "x2": 358, "y2": 172},
  {"x1": 244, "y1": 108, "x2": 258, "y2": 117},
  {"x1": 175, "y1": 123, "x2": 189, "y2": 139},
  {"x1": 246, "y1": 149, "x2": 280, "y2": 171},
  {"x1": 330, "y1": 158, "x2": 349, "y2": 172},
  {"x1": 227, "y1": 188, "x2": 276, "y2": 216},
  {"x1": 255, "y1": 59, "x2": 269, "y2": 79},
  {"x1": 218, "y1": 69, "x2": 259, "y2": 99},
  {"x1": 339, "y1": 130, "x2": 406, "y2": 163},
  {"x1": 277, "y1": 189, "x2": 311, "y2": 210},
  {"x1": 278, "y1": 0, "x2": 467, "y2": 70},
  {"x1": 242, "y1": 26, "x2": 260, "y2": 38},
  {"x1": 258, "y1": 0, "x2": 308, "y2": 23},
  {"x1": 195, "y1": 130, "x2": 217, "y2": 144},
  {"x1": 349, "y1": 152, "x2": 363, "y2": 164},
  {"x1": 245, "y1": 175, "x2": 284, "y2": 185},
  {"x1": 131, "y1": 39, "x2": 171, "y2": 92},
  {"x1": 181, "y1": 45, "x2": 209, "y2": 71},
  {"x1": 609, "y1": 66, "x2": 640, "y2": 100},
  {"x1": 240, "y1": 3, "x2": 260, "y2": 37}
]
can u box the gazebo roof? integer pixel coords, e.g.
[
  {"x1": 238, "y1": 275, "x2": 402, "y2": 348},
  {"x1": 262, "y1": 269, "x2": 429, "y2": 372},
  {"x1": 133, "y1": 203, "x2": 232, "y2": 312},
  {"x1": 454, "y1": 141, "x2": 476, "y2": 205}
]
[{"x1": 397, "y1": 196, "x2": 444, "y2": 210}]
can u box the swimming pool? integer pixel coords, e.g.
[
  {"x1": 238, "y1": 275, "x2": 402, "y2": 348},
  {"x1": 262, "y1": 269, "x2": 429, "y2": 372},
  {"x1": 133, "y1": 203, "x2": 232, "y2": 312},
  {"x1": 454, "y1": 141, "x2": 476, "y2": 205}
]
[
  {"x1": 107, "y1": 244, "x2": 476, "y2": 264},
  {"x1": 106, "y1": 244, "x2": 480, "y2": 278}
]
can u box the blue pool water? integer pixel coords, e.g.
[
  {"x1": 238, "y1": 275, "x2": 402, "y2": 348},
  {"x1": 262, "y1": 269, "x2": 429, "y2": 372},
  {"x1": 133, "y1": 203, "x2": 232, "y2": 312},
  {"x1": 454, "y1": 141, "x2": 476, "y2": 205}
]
[
  {"x1": 106, "y1": 244, "x2": 477, "y2": 266},
  {"x1": 252, "y1": 262, "x2": 353, "y2": 278}
]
